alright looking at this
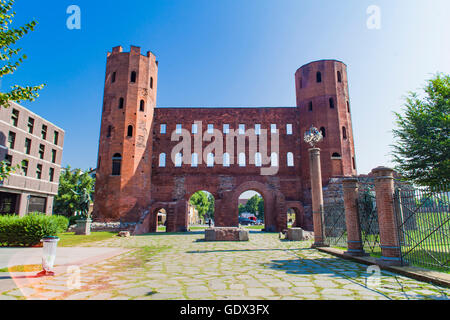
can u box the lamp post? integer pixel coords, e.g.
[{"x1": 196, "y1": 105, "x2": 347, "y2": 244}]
[{"x1": 304, "y1": 126, "x2": 327, "y2": 248}]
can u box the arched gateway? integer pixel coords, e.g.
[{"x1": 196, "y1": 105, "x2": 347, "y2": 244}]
[{"x1": 93, "y1": 46, "x2": 357, "y2": 234}]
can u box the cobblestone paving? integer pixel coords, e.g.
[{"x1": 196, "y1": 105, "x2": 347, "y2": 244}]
[{"x1": 0, "y1": 232, "x2": 449, "y2": 300}]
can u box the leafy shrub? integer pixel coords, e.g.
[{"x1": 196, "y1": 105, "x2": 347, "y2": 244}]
[
  {"x1": 0, "y1": 213, "x2": 61, "y2": 247},
  {"x1": 51, "y1": 214, "x2": 69, "y2": 233}
]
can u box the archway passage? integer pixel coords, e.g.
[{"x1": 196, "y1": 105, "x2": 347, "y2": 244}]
[
  {"x1": 156, "y1": 208, "x2": 167, "y2": 232},
  {"x1": 285, "y1": 203, "x2": 306, "y2": 230},
  {"x1": 238, "y1": 190, "x2": 265, "y2": 231},
  {"x1": 188, "y1": 190, "x2": 215, "y2": 231}
]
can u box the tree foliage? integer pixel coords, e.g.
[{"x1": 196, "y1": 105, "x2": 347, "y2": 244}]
[
  {"x1": 53, "y1": 166, "x2": 95, "y2": 216},
  {"x1": 189, "y1": 191, "x2": 214, "y2": 221},
  {"x1": 239, "y1": 195, "x2": 264, "y2": 220},
  {"x1": 392, "y1": 73, "x2": 450, "y2": 188},
  {"x1": 0, "y1": 0, "x2": 44, "y2": 180}
]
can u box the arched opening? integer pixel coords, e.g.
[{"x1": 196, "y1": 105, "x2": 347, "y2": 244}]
[
  {"x1": 111, "y1": 72, "x2": 116, "y2": 83},
  {"x1": 150, "y1": 77, "x2": 154, "y2": 89},
  {"x1": 337, "y1": 71, "x2": 342, "y2": 83},
  {"x1": 188, "y1": 191, "x2": 215, "y2": 230},
  {"x1": 238, "y1": 190, "x2": 265, "y2": 232},
  {"x1": 111, "y1": 153, "x2": 122, "y2": 176},
  {"x1": 329, "y1": 97, "x2": 334, "y2": 109},
  {"x1": 127, "y1": 125, "x2": 133, "y2": 137},
  {"x1": 286, "y1": 206, "x2": 305, "y2": 229},
  {"x1": 332, "y1": 152, "x2": 342, "y2": 159},
  {"x1": 118, "y1": 97, "x2": 124, "y2": 109},
  {"x1": 316, "y1": 71, "x2": 322, "y2": 83},
  {"x1": 139, "y1": 100, "x2": 145, "y2": 112},
  {"x1": 287, "y1": 208, "x2": 296, "y2": 228},
  {"x1": 320, "y1": 127, "x2": 326, "y2": 138},
  {"x1": 308, "y1": 101, "x2": 313, "y2": 111},
  {"x1": 130, "y1": 71, "x2": 137, "y2": 83},
  {"x1": 107, "y1": 125, "x2": 112, "y2": 137},
  {"x1": 342, "y1": 126, "x2": 347, "y2": 140},
  {"x1": 156, "y1": 208, "x2": 167, "y2": 232}
]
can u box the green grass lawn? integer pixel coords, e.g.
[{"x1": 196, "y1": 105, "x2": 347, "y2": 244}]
[{"x1": 57, "y1": 232, "x2": 118, "y2": 247}]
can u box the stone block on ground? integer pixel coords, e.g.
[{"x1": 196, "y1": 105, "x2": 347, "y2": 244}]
[
  {"x1": 287, "y1": 228, "x2": 313, "y2": 241},
  {"x1": 204, "y1": 227, "x2": 249, "y2": 241}
]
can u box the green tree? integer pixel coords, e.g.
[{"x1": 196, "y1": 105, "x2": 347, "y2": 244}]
[
  {"x1": 257, "y1": 198, "x2": 264, "y2": 220},
  {"x1": 245, "y1": 195, "x2": 260, "y2": 215},
  {"x1": 392, "y1": 73, "x2": 450, "y2": 188},
  {"x1": 0, "y1": 0, "x2": 44, "y2": 180},
  {"x1": 54, "y1": 166, "x2": 95, "y2": 216},
  {"x1": 189, "y1": 191, "x2": 209, "y2": 220},
  {"x1": 206, "y1": 193, "x2": 215, "y2": 219},
  {"x1": 238, "y1": 203, "x2": 246, "y2": 214}
]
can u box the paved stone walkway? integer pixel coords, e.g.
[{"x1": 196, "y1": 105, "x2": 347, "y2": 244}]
[{"x1": 0, "y1": 232, "x2": 448, "y2": 300}]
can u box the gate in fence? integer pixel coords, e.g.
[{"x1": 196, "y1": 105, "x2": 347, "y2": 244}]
[
  {"x1": 358, "y1": 188, "x2": 381, "y2": 256},
  {"x1": 323, "y1": 200, "x2": 347, "y2": 248},
  {"x1": 394, "y1": 185, "x2": 450, "y2": 271}
]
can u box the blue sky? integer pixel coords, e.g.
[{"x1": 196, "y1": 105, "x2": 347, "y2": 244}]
[{"x1": 4, "y1": 0, "x2": 450, "y2": 174}]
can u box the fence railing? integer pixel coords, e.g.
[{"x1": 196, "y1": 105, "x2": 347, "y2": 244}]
[
  {"x1": 394, "y1": 185, "x2": 450, "y2": 271},
  {"x1": 358, "y1": 189, "x2": 381, "y2": 256},
  {"x1": 323, "y1": 201, "x2": 347, "y2": 248}
]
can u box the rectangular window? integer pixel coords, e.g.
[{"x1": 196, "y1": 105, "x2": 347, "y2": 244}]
[
  {"x1": 239, "y1": 124, "x2": 245, "y2": 135},
  {"x1": 160, "y1": 124, "x2": 166, "y2": 134},
  {"x1": 8, "y1": 131, "x2": 16, "y2": 149},
  {"x1": 22, "y1": 160, "x2": 28, "y2": 176},
  {"x1": 255, "y1": 124, "x2": 261, "y2": 135},
  {"x1": 271, "y1": 124, "x2": 277, "y2": 133},
  {"x1": 223, "y1": 124, "x2": 229, "y2": 134},
  {"x1": 286, "y1": 124, "x2": 293, "y2": 135},
  {"x1": 207, "y1": 124, "x2": 214, "y2": 134},
  {"x1": 4, "y1": 154, "x2": 12, "y2": 166},
  {"x1": 192, "y1": 123, "x2": 198, "y2": 134},
  {"x1": 36, "y1": 164, "x2": 42, "y2": 180},
  {"x1": 24, "y1": 138, "x2": 31, "y2": 155},
  {"x1": 41, "y1": 125, "x2": 47, "y2": 140},
  {"x1": 53, "y1": 131, "x2": 59, "y2": 145},
  {"x1": 51, "y1": 149, "x2": 56, "y2": 163},
  {"x1": 49, "y1": 168, "x2": 55, "y2": 182},
  {"x1": 27, "y1": 117, "x2": 34, "y2": 134},
  {"x1": 11, "y1": 109, "x2": 19, "y2": 127},
  {"x1": 39, "y1": 144, "x2": 45, "y2": 160},
  {"x1": 176, "y1": 124, "x2": 182, "y2": 134}
]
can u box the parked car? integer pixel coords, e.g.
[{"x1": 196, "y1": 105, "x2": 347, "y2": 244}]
[{"x1": 239, "y1": 217, "x2": 255, "y2": 225}]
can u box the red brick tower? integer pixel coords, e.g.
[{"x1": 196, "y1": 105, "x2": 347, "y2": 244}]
[
  {"x1": 93, "y1": 45, "x2": 158, "y2": 222},
  {"x1": 296, "y1": 60, "x2": 357, "y2": 188}
]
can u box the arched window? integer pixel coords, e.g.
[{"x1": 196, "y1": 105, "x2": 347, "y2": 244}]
[
  {"x1": 329, "y1": 98, "x2": 334, "y2": 109},
  {"x1": 127, "y1": 125, "x2": 133, "y2": 137},
  {"x1": 320, "y1": 127, "x2": 326, "y2": 138},
  {"x1": 175, "y1": 153, "x2": 182, "y2": 167},
  {"x1": 347, "y1": 101, "x2": 350, "y2": 113},
  {"x1": 308, "y1": 101, "x2": 313, "y2": 111},
  {"x1": 130, "y1": 71, "x2": 137, "y2": 83},
  {"x1": 342, "y1": 126, "x2": 347, "y2": 140},
  {"x1": 337, "y1": 71, "x2": 342, "y2": 83},
  {"x1": 255, "y1": 152, "x2": 262, "y2": 167},
  {"x1": 150, "y1": 77, "x2": 153, "y2": 89},
  {"x1": 332, "y1": 152, "x2": 341, "y2": 158},
  {"x1": 316, "y1": 71, "x2": 322, "y2": 83},
  {"x1": 112, "y1": 153, "x2": 122, "y2": 176},
  {"x1": 111, "y1": 72, "x2": 116, "y2": 83},
  {"x1": 271, "y1": 152, "x2": 278, "y2": 167},
  {"x1": 207, "y1": 153, "x2": 214, "y2": 167},
  {"x1": 191, "y1": 153, "x2": 198, "y2": 167},
  {"x1": 352, "y1": 157, "x2": 356, "y2": 169},
  {"x1": 159, "y1": 153, "x2": 166, "y2": 167},
  {"x1": 140, "y1": 100, "x2": 145, "y2": 112},
  {"x1": 223, "y1": 153, "x2": 230, "y2": 167},
  {"x1": 107, "y1": 125, "x2": 112, "y2": 137},
  {"x1": 118, "y1": 97, "x2": 124, "y2": 109},
  {"x1": 287, "y1": 152, "x2": 294, "y2": 167},
  {"x1": 239, "y1": 153, "x2": 246, "y2": 167}
]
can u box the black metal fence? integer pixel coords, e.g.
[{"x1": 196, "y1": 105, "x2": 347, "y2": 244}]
[
  {"x1": 358, "y1": 188, "x2": 381, "y2": 256},
  {"x1": 323, "y1": 201, "x2": 347, "y2": 248},
  {"x1": 394, "y1": 185, "x2": 450, "y2": 271}
]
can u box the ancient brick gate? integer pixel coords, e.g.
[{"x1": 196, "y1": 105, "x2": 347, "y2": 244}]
[{"x1": 93, "y1": 46, "x2": 357, "y2": 234}]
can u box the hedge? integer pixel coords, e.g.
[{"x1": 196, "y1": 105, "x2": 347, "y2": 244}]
[{"x1": 0, "y1": 213, "x2": 69, "y2": 247}]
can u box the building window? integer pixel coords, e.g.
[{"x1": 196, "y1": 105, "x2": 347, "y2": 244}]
[
  {"x1": 112, "y1": 72, "x2": 116, "y2": 83},
  {"x1": 207, "y1": 124, "x2": 214, "y2": 134},
  {"x1": 112, "y1": 153, "x2": 122, "y2": 175},
  {"x1": 175, "y1": 153, "x2": 182, "y2": 167},
  {"x1": 27, "y1": 117, "x2": 34, "y2": 134},
  {"x1": 329, "y1": 98, "x2": 334, "y2": 109},
  {"x1": 255, "y1": 152, "x2": 262, "y2": 167},
  {"x1": 4, "y1": 154, "x2": 12, "y2": 166},
  {"x1": 11, "y1": 109, "x2": 19, "y2": 127},
  {"x1": 176, "y1": 124, "x2": 182, "y2": 134},
  {"x1": 24, "y1": 138, "x2": 31, "y2": 155},
  {"x1": 308, "y1": 101, "x2": 313, "y2": 111},
  {"x1": 223, "y1": 124, "x2": 229, "y2": 134},
  {"x1": 51, "y1": 149, "x2": 56, "y2": 163},
  {"x1": 286, "y1": 124, "x2": 293, "y2": 135},
  {"x1": 223, "y1": 153, "x2": 230, "y2": 167},
  {"x1": 287, "y1": 152, "x2": 294, "y2": 167},
  {"x1": 316, "y1": 71, "x2": 322, "y2": 83},
  {"x1": 192, "y1": 123, "x2": 198, "y2": 134},
  {"x1": 159, "y1": 153, "x2": 166, "y2": 167},
  {"x1": 8, "y1": 131, "x2": 16, "y2": 149},
  {"x1": 53, "y1": 131, "x2": 59, "y2": 145},
  {"x1": 160, "y1": 124, "x2": 166, "y2": 134},
  {"x1": 118, "y1": 97, "x2": 124, "y2": 109},
  {"x1": 130, "y1": 71, "x2": 136, "y2": 83},
  {"x1": 41, "y1": 125, "x2": 47, "y2": 140},
  {"x1": 347, "y1": 101, "x2": 350, "y2": 113},
  {"x1": 320, "y1": 127, "x2": 326, "y2": 138},
  {"x1": 107, "y1": 125, "x2": 112, "y2": 137},
  {"x1": 21, "y1": 160, "x2": 28, "y2": 176},
  {"x1": 39, "y1": 144, "x2": 45, "y2": 159},
  {"x1": 191, "y1": 153, "x2": 198, "y2": 167},
  {"x1": 239, "y1": 124, "x2": 245, "y2": 135},
  {"x1": 150, "y1": 77, "x2": 153, "y2": 89},
  {"x1": 271, "y1": 124, "x2": 277, "y2": 134},
  {"x1": 332, "y1": 152, "x2": 341, "y2": 158},
  {"x1": 36, "y1": 164, "x2": 42, "y2": 180},
  {"x1": 239, "y1": 153, "x2": 246, "y2": 167},
  {"x1": 271, "y1": 152, "x2": 278, "y2": 167},
  {"x1": 49, "y1": 167, "x2": 55, "y2": 182},
  {"x1": 337, "y1": 71, "x2": 342, "y2": 83},
  {"x1": 342, "y1": 126, "x2": 347, "y2": 140},
  {"x1": 127, "y1": 125, "x2": 133, "y2": 137},
  {"x1": 255, "y1": 124, "x2": 261, "y2": 135},
  {"x1": 207, "y1": 153, "x2": 214, "y2": 167},
  {"x1": 352, "y1": 157, "x2": 356, "y2": 169},
  {"x1": 140, "y1": 100, "x2": 145, "y2": 112}
]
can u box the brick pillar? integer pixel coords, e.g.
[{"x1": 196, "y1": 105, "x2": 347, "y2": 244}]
[
  {"x1": 372, "y1": 166, "x2": 401, "y2": 266},
  {"x1": 309, "y1": 148, "x2": 327, "y2": 247},
  {"x1": 342, "y1": 177, "x2": 367, "y2": 256}
]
